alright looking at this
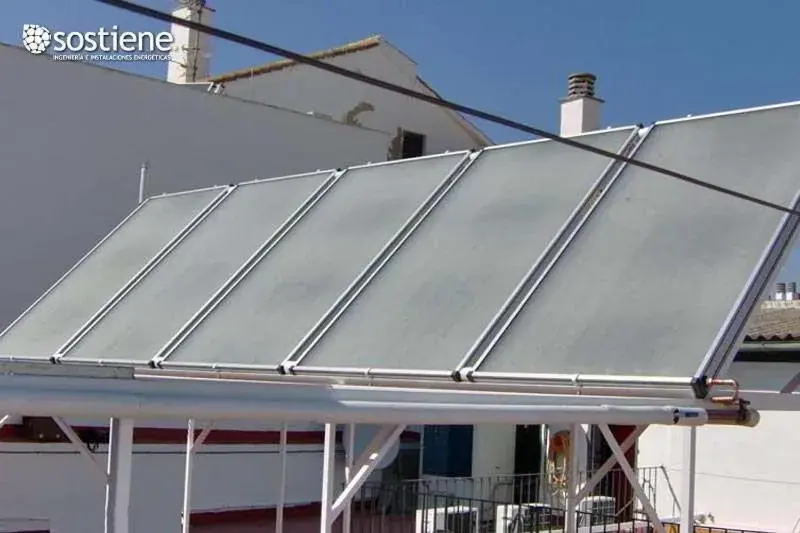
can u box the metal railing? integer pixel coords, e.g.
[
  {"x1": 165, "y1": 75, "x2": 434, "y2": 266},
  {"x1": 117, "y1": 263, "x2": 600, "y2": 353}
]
[{"x1": 349, "y1": 467, "x2": 663, "y2": 533}]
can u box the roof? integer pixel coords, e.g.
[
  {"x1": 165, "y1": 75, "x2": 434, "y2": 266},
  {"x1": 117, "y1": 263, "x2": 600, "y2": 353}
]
[
  {"x1": 206, "y1": 35, "x2": 384, "y2": 83},
  {"x1": 205, "y1": 35, "x2": 492, "y2": 146},
  {"x1": 745, "y1": 305, "x2": 800, "y2": 341},
  {"x1": 1, "y1": 102, "x2": 799, "y2": 397}
]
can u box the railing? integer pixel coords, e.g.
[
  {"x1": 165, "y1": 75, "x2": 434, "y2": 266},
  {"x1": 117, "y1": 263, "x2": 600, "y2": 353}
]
[{"x1": 349, "y1": 467, "x2": 663, "y2": 533}]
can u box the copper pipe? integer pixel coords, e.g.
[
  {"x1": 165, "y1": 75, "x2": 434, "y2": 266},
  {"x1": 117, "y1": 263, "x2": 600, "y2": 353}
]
[{"x1": 707, "y1": 378, "x2": 740, "y2": 405}]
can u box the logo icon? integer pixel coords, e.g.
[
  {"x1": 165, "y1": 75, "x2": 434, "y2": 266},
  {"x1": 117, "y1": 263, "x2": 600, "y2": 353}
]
[{"x1": 22, "y1": 24, "x2": 52, "y2": 55}]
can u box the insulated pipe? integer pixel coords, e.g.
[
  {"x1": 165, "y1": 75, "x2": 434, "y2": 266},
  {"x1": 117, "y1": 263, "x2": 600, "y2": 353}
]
[{"x1": 0, "y1": 385, "x2": 711, "y2": 425}]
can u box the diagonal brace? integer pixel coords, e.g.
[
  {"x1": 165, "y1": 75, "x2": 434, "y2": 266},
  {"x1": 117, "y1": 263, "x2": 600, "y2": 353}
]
[
  {"x1": 780, "y1": 370, "x2": 800, "y2": 393},
  {"x1": 330, "y1": 424, "x2": 405, "y2": 521},
  {"x1": 574, "y1": 425, "x2": 648, "y2": 503},
  {"x1": 53, "y1": 416, "x2": 107, "y2": 481},
  {"x1": 598, "y1": 425, "x2": 665, "y2": 533}
]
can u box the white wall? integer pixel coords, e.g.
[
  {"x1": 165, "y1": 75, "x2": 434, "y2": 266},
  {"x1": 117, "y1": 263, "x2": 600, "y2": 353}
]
[
  {"x1": 639, "y1": 413, "x2": 800, "y2": 531},
  {"x1": 0, "y1": 43, "x2": 389, "y2": 330},
  {"x1": 219, "y1": 43, "x2": 488, "y2": 156},
  {"x1": 638, "y1": 361, "x2": 800, "y2": 531},
  {"x1": 0, "y1": 440, "x2": 348, "y2": 533}
]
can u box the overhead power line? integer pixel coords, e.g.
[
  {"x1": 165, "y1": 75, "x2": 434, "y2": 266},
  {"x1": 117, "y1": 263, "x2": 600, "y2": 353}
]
[{"x1": 96, "y1": 0, "x2": 800, "y2": 218}]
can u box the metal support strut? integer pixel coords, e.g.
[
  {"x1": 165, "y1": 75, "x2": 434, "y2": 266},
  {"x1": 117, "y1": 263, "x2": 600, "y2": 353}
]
[
  {"x1": 182, "y1": 419, "x2": 214, "y2": 533},
  {"x1": 105, "y1": 418, "x2": 135, "y2": 533},
  {"x1": 320, "y1": 423, "x2": 406, "y2": 533},
  {"x1": 277, "y1": 423, "x2": 288, "y2": 533},
  {"x1": 680, "y1": 427, "x2": 697, "y2": 532},
  {"x1": 597, "y1": 424, "x2": 666, "y2": 533}
]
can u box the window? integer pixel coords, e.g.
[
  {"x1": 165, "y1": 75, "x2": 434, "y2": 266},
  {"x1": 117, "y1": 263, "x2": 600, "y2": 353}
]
[
  {"x1": 401, "y1": 130, "x2": 426, "y2": 159},
  {"x1": 422, "y1": 425, "x2": 473, "y2": 477}
]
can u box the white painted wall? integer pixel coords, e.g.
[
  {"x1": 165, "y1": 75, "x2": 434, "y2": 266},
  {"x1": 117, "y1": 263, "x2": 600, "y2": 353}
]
[
  {"x1": 0, "y1": 43, "x2": 389, "y2": 330},
  {"x1": 638, "y1": 361, "x2": 800, "y2": 531},
  {"x1": 218, "y1": 43, "x2": 489, "y2": 156},
  {"x1": 0, "y1": 441, "x2": 347, "y2": 533},
  {"x1": 639, "y1": 413, "x2": 800, "y2": 532}
]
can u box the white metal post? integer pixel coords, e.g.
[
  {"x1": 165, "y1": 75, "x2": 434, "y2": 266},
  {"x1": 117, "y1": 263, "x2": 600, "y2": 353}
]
[
  {"x1": 138, "y1": 162, "x2": 148, "y2": 204},
  {"x1": 181, "y1": 419, "x2": 212, "y2": 533},
  {"x1": 320, "y1": 423, "x2": 337, "y2": 533},
  {"x1": 277, "y1": 423, "x2": 288, "y2": 533},
  {"x1": 343, "y1": 423, "x2": 355, "y2": 533},
  {"x1": 565, "y1": 423, "x2": 582, "y2": 533},
  {"x1": 182, "y1": 419, "x2": 196, "y2": 533},
  {"x1": 680, "y1": 426, "x2": 697, "y2": 532},
  {"x1": 105, "y1": 418, "x2": 134, "y2": 533}
]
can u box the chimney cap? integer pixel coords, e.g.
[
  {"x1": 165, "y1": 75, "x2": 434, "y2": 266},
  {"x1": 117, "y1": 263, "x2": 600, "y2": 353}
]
[{"x1": 563, "y1": 72, "x2": 602, "y2": 102}]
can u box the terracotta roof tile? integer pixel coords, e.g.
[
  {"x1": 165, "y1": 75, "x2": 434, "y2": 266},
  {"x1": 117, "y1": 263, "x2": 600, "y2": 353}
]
[
  {"x1": 206, "y1": 35, "x2": 383, "y2": 84},
  {"x1": 744, "y1": 305, "x2": 800, "y2": 341}
]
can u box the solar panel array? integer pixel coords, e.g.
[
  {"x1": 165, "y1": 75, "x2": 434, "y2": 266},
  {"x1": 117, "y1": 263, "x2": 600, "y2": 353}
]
[{"x1": 1, "y1": 103, "x2": 799, "y2": 395}]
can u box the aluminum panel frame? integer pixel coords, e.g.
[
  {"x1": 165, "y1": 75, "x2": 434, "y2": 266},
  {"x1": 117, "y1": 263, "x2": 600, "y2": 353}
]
[
  {"x1": 63, "y1": 171, "x2": 336, "y2": 365},
  {"x1": 288, "y1": 128, "x2": 639, "y2": 374},
  {"x1": 693, "y1": 190, "x2": 800, "y2": 392},
  {"x1": 0, "y1": 187, "x2": 229, "y2": 359},
  {"x1": 150, "y1": 170, "x2": 341, "y2": 365},
  {"x1": 55, "y1": 187, "x2": 236, "y2": 359},
  {"x1": 470, "y1": 104, "x2": 800, "y2": 391},
  {"x1": 156, "y1": 152, "x2": 472, "y2": 370},
  {"x1": 279, "y1": 151, "x2": 478, "y2": 369}
]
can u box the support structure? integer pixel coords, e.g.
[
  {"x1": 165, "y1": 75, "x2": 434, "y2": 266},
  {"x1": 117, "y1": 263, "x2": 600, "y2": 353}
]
[
  {"x1": 105, "y1": 418, "x2": 135, "y2": 533},
  {"x1": 574, "y1": 426, "x2": 648, "y2": 503},
  {"x1": 598, "y1": 424, "x2": 665, "y2": 533},
  {"x1": 277, "y1": 423, "x2": 288, "y2": 533},
  {"x1": 320, "y1": 423, "x2": 337, "y2": 533},
  {"x1": 565, "y1": 423, "x2": 583, "y2": 533},
  {"x1": 53, "y1": 416, "x2": 107, "y2": 480},
  {"x1": 318, "y1": 423, "x2": 406, "y2": 533},
  {"x1": 343, "y1": 423, "x2": 355, "y2": 533},
  {"x1": 681, "y1": 427, "x2": 697, "y2": 531},
  {"x1": 330, "y1": 424, "x2": 406, "y2": 521},
  {"x1": 182, "y1": 419, "x2": 213, "y2": 533}
]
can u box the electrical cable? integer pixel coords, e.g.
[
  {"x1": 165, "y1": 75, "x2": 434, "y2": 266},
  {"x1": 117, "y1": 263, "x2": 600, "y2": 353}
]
[{"x1": 95, "y1": 0, "x2": 800, "y2": 218}]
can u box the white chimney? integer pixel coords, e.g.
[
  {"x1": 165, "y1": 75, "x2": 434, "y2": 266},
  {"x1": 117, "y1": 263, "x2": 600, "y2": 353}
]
[
  {"x1": 560, "y1": 73, "x2": 603, "y2": 137},
  {"x1": 167, "y1": 1, "x2": 214, "y2": 84},
  {"x1": 776, "y1": 282, "x2": 787, "y2": 301}
]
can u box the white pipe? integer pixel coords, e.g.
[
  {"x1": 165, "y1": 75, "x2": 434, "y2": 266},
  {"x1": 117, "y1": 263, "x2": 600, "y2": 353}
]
[
  {"x1": 0, "y1": 387, "x2": 712, "y2": 426},
  {"x1": 0, "y1": 414, "x2": 11, "y2": 430},
  {"x1": 277, "y1": 423, "x2": 288, "y2": 533}
]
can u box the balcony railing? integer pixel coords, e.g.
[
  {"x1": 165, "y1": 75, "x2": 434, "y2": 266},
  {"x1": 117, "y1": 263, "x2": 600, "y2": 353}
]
[{"x1": 349, "y1": 467, "x2": 662, "y2": 533}]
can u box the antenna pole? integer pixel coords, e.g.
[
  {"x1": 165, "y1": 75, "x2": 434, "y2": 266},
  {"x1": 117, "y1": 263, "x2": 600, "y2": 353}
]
[{"x1": 138, "y1": 162, "x2": 148, "y2": 204}]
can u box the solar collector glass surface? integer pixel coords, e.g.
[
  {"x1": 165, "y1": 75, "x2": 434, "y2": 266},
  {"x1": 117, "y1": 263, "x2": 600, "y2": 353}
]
[
  {"x1": 161, "y1": 153, "x2": 470, "y2": 368},
  {"x1": 295, "y1": 128, "x2": 636, "y2": 372},
  {"x1": 0, "y1": 188, "x2": 225, "y2": 358},
  {"x1": 477, "y1": 106, "x2": 800, "y2": 379},
  {"x1": 62, "y1": 171, "x2": 334, "y2": 363}
]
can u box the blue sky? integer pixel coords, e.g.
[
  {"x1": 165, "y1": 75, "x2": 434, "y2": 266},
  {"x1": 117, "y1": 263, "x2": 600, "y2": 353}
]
[{"x1": 3, "y1": 0, "x2": 800, "y2": 279}]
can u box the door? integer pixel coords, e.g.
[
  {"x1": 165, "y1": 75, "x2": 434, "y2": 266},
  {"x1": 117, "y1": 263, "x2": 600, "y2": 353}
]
[{"x1": 513, "y1": 425, "x2": 542, "y2": 504}]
